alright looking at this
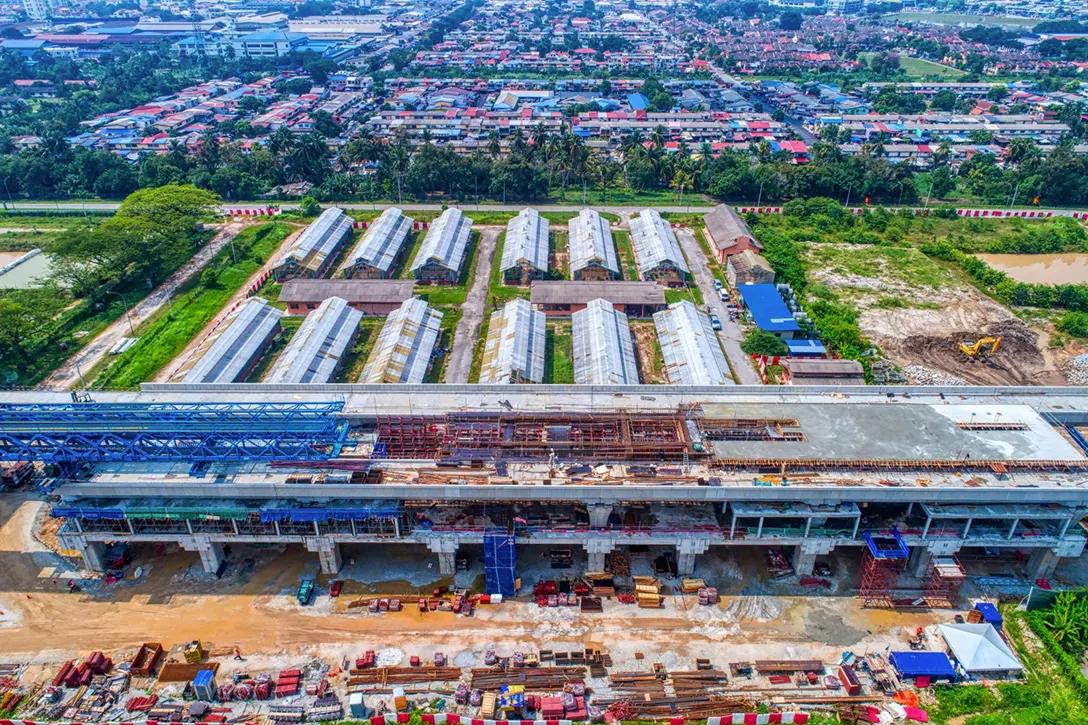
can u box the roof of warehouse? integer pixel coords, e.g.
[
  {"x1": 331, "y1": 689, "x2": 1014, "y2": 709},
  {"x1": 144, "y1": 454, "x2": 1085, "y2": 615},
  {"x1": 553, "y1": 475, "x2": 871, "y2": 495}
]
[
  {"x1": 629, "y1": 209, "x2": 689, "y2": 274},
  {"x1": 479, "y1": 297, "x2": 546, "y2": 384},
  {"x1": 785, "y1": 358, "x2": 862, "y2": 376},
  {"x1": 531, "y1": 280, "x2": 666, "y2": 306},
  {"x1": 653, "y1": 300, "x2": 733, "y2": 386},
  {"x1": 501, "y1": 208, "x2": 549, "y2": 272},
  {"x1": 572, "y1": 298, "x2": 638, "y2": 385},
  {"x1": 275, "y1": 206, "x2": 353, "y2": 273},
  {"x1": 279, "y1": 278, "x2": 416, "y2": 304},
  {"x1": 704, "y1": 204, "x2": 759, "y2": 251},
  {"x1": 568, "y1": 209, "x2": 619, "y2": 276},
  {"x1": 738, "y1": 284, "x2": 801, "y2": 332},
  {"x1": 784, "y1": 339, "x2": 827, "y2": 356},
  {"x1": 358, "y1": 298, "x2": 443, "y2": 384},
  {"x1": 939, "y1": 623, "x2": 1022, "y2": 673},
  {"x1": 264, "y1": 297, "x2": 363, "y2": 384},
  {"x1": 172, "y1": 297, "x2": 283, "y2": 383},
  {"x1": 410, "y1": 207, "x2": 473, "y2": 272},
  {"x1": 889, "y1": 651, "x2": 956, "y2": 678},
  {"x1": 342, "y1": 207, "x2": 414, "y2": 274}
]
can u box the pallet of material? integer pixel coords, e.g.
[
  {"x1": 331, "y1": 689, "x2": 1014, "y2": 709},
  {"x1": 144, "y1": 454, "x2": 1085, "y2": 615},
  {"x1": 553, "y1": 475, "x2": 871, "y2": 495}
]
[
  {"x1": 470, "y1": 666, "x2": 586, "y2": 691},
  {"x1": 636, "y1": 593, "x2": 662, "y2": 608},
  {"x1": 681, "y1": 578, "x2": 706, "y2": 593},
  {"x1": 157, "y1": 661, "x2": 219, "y2": 682},
  {"x1": 756, "y1": 660, "x2": 824, "y2": 674}
]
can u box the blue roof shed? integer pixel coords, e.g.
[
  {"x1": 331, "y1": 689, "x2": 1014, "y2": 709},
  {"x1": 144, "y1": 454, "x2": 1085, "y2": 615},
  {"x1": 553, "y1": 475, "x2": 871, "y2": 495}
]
[
  {"x1": 974, "y1": 602, "x2": 1003, "y2": 628},
  {"x1": 627, "y1": 93, "x2": 649, "y2": 111},
  {"x1": 737, "y1": 284, "x2": 800, "y2": 334},
  {"x1": 890, "y1": 651, "x2": 956, "y2": 679},
  {"x1": 785, "y1": 339, "x2": 826, "y2": 356}
]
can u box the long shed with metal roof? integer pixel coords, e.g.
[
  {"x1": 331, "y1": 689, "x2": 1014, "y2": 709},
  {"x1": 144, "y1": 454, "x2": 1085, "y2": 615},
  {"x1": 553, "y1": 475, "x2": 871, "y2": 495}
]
[
  {"x1": 358, "y1": 298, "x2": 443, "y2": 384},
  {"x1": 501, "y1": 208, "x2": 549, "y2": 284},
  {"x1": 652, "y1": 300, "x2": 733, "y2": 385},
  {"x1": 273, "y1": 207, "x2": 354, "y2": 281},
  {"x1": 170, "y1": 297, "x2": 284, "y2": 383},
  {"x1": 479, "y1": 297, "x2": 546, "y2": 384},
  {"x1": 264, "y1": 296, "x2": 362, "y2": 384},
  {"x1": 568, "y1": 209, "x2": 619, "y2": 281},
  {"x1": 572, "y1": 298, "x2": 638, "y2": 385},
  {"x1": 341, "y1": 207, "x2": 414, "y2": 279},
  {"x1": 410, "y1": 208, "x2": 474, "y2": 283},
  {"x1": 628, "y1": 209, "x2": 690, "y2": 287}
]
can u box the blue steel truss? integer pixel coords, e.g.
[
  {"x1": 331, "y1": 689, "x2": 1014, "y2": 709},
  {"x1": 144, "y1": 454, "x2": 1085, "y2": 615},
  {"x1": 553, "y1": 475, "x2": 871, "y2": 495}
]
[
  {"x1": 0, "y1": 402, "x2": 346, "y2": 463},
  {"x1": 863, "y1": 527, "x2": 910, "y2": 560}
]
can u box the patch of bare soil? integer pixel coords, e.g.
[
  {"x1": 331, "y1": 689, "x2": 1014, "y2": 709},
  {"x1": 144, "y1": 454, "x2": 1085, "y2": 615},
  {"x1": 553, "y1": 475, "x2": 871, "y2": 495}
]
[
  {"x1": 630, "y1": 321, "x2": 664, "y2": 383},
  {"x1": 862, "y1": 300, "x2": 1066, "y2": 385}
]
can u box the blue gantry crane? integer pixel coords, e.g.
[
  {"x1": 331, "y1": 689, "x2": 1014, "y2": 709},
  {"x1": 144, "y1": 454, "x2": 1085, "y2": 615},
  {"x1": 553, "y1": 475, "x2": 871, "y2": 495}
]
[{"x1": 0, "y1": 401, "x2": 347, "y2": 464}]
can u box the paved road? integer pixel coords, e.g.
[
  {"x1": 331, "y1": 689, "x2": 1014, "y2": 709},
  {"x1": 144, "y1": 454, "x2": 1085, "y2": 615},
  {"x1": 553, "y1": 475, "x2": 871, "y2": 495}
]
[
  {"x1": 675, "y1": 228, "x2": 763, "y2": 386},
  {"x1": 445, "y1": 228, "x2": 500, "y2": 383},
  {"x1": 39, "y1": 221, "x2": 249, "y2": 392}
]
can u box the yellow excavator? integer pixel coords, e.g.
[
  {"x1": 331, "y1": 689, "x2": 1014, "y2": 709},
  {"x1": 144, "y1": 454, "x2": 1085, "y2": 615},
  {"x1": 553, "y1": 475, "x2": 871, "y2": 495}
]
[{"x1": 960, "y1": 336, "x2": 1002, "y2": 366}]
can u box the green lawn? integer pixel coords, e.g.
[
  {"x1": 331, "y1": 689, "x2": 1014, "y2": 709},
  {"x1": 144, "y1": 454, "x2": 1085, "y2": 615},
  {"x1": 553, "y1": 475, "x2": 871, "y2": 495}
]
[
  {"x1": 613, "y1": 230, "x2": 639, "y2": 281},
  {"x1": 468, "y1": 313, "x2": 491, "y2": 384},
  {"x1": 548, "y1": 186, "x2": 712, "y2": 207},
  {"x1": 334, "y1": 318, "x2": 387, "y2": 383},
  {"x1": 425, "y1": 307, "x2": 462, "y2": 383},
  {"x1": 544, "y1": 320, "x2": 574, "y2": 383},
  {"x1": 395, "y1": 231, "x2": 426, "y2": 280},
  {"x1": 887, "y1": 11, "x2": 1039, "y2": 27},
  {"x1": 552, "y1": 230, "x2": 569, "y2": 278},
  {"x1": 90, "y1": 222, "x2": 295, "y2": 389},
  {"x1": 0, "y1": 215, "x2": 100, "y2": 252},
  {"x1": 899, "y1": 56, "x2": 967, "y2": 80}
]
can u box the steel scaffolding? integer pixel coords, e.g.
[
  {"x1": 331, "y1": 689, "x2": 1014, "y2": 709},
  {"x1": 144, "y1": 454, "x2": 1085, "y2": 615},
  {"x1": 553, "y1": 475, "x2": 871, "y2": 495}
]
[
  {"x1": 859, "y1": 529, "x2": 910, "y2": 608},
  {"x1": 0, "y1": 402, "x2": 346, "y2": 463},
  {"x1": 924, "y1": 556, "x2": 966, "y2": 608}
]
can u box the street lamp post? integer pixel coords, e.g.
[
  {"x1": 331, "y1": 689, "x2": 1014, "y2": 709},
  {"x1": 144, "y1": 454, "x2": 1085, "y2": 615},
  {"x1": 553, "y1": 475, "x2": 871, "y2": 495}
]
[
  {"x1": 111, "y1": 291, "x2": 135, "y2": 336},
  {"x1": 756, "y1": 180, "x2": 765, "y2": 208}
]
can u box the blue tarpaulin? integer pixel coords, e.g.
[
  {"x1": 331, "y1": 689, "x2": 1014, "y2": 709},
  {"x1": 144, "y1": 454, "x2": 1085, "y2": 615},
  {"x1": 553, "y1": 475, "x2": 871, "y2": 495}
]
[
  {"x1": 327, "y1": 508, "x2": 400, "y2": 520},
  {"x1": 289, "y1": 509, "x2": 329, "y2": 522},
  {"x1": 974, "y1": 602, "x2": 1003, "y2": 628},
  {"x1": 259, "y1": 509, "x2": 290, "y2": 523},
  {"x1": 51, "y1": 506, "x2": 124, "y2": 520},
  {"x1": 890, "y1": 651, "x2": 956, "y2": 679}
]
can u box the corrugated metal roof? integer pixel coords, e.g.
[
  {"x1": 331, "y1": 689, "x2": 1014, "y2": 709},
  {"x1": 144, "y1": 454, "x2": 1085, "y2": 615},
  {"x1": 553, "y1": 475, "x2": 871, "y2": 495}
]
[
  {"x1": 572, "y1": 298, "x2": 638, "y2": 385},
  {"x1": 358, "y1": 298, "x2": 443, "y2": 384},
  {"x1": 410, "y1": 207, "x2": 473, "y2": 274},
  {"x1": 275, "y1": 207, "x2": 354, "y2": 275},
  {"x1": 479, "y1": 297, "x2": 546, "y2": 383},
  {"x1": 278, "y1": 278, "x2": 415, "y2": 304},
  {"x1": 172, "y1": 297, "x2": 283, "y2": 383},
  {"x1": 500, "y1": 207, "x2": 549, "y2": 273},
  {"x1": 629, "y1": 209, "x2": 689, "y2": 275},
  {"x1": 653, "y1": 300, "x2": 733, "y2": 386},
  {"x1": 342, "y1": 207, "x2": 414, "y2": 276},
  {"x1": 531, "y1": 280, "x2": 666, "y2": 306},
  {"x1": 264, "y1": 296, "x2": 363, "y2": 384},
  {"x1": 568, "y1": 209, "x2": 619, "y2": 278}
]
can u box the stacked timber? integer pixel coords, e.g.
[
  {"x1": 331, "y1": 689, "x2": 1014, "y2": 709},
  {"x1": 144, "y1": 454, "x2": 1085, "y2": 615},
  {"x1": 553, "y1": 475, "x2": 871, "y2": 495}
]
[
  {"x1": 681, "y1": 578, "x2": 706, "y2": 593},
  {"x1": 755, "y1": 660, "x2": 824, "y2": 674},
  {"x1": 346, "y1": 667, "x2": 462, "y2": 689},
  {"x1": 470, "y1": 667, "x2": 586, "y2": 692},
  {"x1": 634, "y1": 577, "x2": 662, "y2": 608}
]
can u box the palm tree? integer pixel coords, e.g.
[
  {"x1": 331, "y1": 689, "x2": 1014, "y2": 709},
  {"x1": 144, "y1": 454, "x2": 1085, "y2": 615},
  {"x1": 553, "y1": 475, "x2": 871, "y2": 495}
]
[
  {"x1": 488, "y1": 131, "x2": 501, "y2": 159},
  {"x1": 670, "y1": 167, "x2": 693, "y2": 205},
  {"x1": 650, "y1": 125, "x2": 667, "y2": 151}
]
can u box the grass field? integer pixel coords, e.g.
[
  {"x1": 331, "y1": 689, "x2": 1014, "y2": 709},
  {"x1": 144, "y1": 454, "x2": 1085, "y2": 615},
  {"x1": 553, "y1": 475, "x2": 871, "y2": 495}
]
[
  {"x1": 899, "y1": 56, "x2": 967, "y2": 79},
  {"x1": 334, "y1": 318, "x2": 387, "y2": 383},
  {"x1": 548, "y1": 186, "x2": 712, "y2": 207},
  {"x1": 412, "y1": 231, "x2": 482, "y2": 306},
  {"x1": 90, "y1": 222, "x2": 294, "y2": 389},
  {"x1": 425, "y1": 307, "x2": 461, "y2": 383},
  {"x1": 544, "y1": 320, "x2": 574, "y2": 383},
  {"x1": 613, "y1": 231, "x2": 639, "y2": 281},
  {"x1": 887, "y1": 11, "x2": 1039, "y2": 27}
]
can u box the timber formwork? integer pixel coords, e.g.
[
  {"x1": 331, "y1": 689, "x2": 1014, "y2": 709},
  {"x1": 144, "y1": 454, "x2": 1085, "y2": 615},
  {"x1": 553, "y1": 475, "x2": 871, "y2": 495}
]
[
  {"x1": 374, "y1": 412, "x2": 698, "y2": 461},
  {"x1": 698, "y1": 418, "x2": 806, "y2": 443}
]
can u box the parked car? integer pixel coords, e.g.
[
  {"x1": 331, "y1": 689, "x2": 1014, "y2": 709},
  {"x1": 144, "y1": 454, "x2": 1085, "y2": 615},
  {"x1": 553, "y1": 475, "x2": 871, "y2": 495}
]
[
  {"x1": 709, "y1": 314, "x2": 722, "y2": 331},
  {"x1": 713, "y1": 279, "x2": 723, "y2": 291}
]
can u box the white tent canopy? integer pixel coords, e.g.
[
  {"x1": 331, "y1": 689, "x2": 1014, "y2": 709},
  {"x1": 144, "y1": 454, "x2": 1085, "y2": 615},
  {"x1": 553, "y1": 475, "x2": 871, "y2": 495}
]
[{"x1": 939, "y1": 623, "x2": 1022, "y2": 674}]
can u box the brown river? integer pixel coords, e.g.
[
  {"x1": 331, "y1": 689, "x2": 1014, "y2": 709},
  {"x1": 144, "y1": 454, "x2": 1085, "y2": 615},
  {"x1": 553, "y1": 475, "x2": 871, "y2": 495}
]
[{"x1": 977, "y1": 253, "x2": 1088, "y2": 285}]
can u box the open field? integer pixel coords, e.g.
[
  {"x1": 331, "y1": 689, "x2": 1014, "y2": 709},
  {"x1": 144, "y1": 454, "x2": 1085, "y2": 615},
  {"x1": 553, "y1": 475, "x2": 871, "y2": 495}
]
[
  {"x1": 898, "y1": 57, "x2": 967, "y2": 80},
  {"x1": 886, "y1": 11, "x2": 1040, "y2": 27}
]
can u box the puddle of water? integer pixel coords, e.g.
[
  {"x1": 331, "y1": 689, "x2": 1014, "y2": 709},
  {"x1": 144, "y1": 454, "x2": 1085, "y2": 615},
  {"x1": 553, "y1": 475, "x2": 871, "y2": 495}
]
[
  {"x1": 977, "y1": 253, "x2": 1088, "y2": 285},
  {"x1": 0, "y1": 252, "x2": 53, "y2": 289}
]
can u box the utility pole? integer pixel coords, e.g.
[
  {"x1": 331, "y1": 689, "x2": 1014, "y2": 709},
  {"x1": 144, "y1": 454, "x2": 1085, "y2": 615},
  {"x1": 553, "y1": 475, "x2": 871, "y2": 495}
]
[
  {"x1": 111, "y1": 291, "x2": 135, "y2": 336},
  {"x1": 1008, "y1": 181, "x2": 1022, "y2": 214},
  {"x1": 756, "y1": 180, "x2": 765, "y2": 208}
]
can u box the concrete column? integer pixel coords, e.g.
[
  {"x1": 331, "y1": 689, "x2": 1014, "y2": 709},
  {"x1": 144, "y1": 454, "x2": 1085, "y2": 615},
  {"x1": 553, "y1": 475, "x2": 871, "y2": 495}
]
[
  {"x1": 428, "y1": 538, "x2": 460, "y2": 576},
  {"x1": 1026, "y1": 547, "x2": 1060, "y2": 580},
  {"x1": 319, "y1": 544, "x2": 343, "y2": 575},
  {"x1": 588, "y1": 503, "x2": 613, "y2": 529},
  {"x1": 794, "y1": 547, "x2": 818, "y2": 576},
  {"x1": 804, "y1": 518, "x2": 812, "y2": 538},
  {"x1": 585, "y1": 538, "x2": 616, "y2": 573},
  {"x1": 1008, "y1": 518, "x2": 1019, "y2": 540},
  {"x1": 921, "y1": 516, "x2": 932, "y2": 539},
  {"x1": 851, "y1": 517, "x2": 860, "y2": 540},
  {"x1": 962, "y1": 518, "x2": 972, "y2": 539},
  {"x1": 180, "y1": 537, "x2": 226, "y2": 574},
  {"x1": 908, "y1": 545, "x2": 933, "y2": 578},
  {"x1": 1060, "y1": 517, "x2": 1073, "y2": 539},
  {"x1": 676, "y1": 539, "x2": 712, "y2": 576},
  {"x1": 78, "y1": 541, "x2": 106, "y2": 572},
  {"x1": 756, "y1": 517, "x2": 764, "y2": 538}
]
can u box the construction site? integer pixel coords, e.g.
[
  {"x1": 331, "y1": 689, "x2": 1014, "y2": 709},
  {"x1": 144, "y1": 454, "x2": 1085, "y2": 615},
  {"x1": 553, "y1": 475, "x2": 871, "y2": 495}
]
[{"x1": 0, "y1": 384, "x2": 1085, "y2": 724}]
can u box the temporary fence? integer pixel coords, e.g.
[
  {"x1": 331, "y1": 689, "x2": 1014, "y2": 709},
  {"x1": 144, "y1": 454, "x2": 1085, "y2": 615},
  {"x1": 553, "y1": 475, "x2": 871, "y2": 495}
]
[
  {"x1": 735, "y1": 205, "x2": 1088, "y2": 219},
  {"x1": 225, "y1": 208, "x2": 281, "y2": 217},
  {"x1": 0, "y1": 715, "x2": 811, "y2": 725}
]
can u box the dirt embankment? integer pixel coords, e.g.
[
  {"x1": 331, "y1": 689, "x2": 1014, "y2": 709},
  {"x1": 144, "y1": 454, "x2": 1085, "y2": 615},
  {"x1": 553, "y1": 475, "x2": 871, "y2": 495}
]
[{"x1": 862, "y1": 299, "x2": 1067, "y2": 385}]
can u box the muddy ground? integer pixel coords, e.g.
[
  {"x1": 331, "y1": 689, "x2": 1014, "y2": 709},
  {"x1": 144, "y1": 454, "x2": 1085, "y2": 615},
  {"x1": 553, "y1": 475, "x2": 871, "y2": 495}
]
[{"x1": 630, "y1": 321, "x2": 664, "y2": 384}]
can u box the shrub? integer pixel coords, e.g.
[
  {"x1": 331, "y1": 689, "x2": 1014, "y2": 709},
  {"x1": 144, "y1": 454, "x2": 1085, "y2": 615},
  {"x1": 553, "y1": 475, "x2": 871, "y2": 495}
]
[{"x1": 741, "y1": 329, "x2": 787, "y2": 357}]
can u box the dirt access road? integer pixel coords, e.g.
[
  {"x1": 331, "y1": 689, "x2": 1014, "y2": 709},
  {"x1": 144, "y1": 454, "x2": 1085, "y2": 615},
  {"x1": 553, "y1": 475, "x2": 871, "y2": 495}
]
[
  {"x1": 149, "y1": 222, "x2": 303, "y2": 382},
  {"x1": 445, "y1": 228, "x2": 500, "y2": 383},
  {"x1": 0, "y1": 494, "x2": 950, "y2": 666},
  {"x1": 675, "y1": 228, "x2": 762, "y2": 385},
  {"x1": 38, "y1": 222, "x2": 249, "y2": 392}
]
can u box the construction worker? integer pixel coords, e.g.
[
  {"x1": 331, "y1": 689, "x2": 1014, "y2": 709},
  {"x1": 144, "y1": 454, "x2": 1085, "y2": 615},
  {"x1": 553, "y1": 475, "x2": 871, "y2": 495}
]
[{"x1": 234, "y1": 647, "x2": 244, "y2": 661}]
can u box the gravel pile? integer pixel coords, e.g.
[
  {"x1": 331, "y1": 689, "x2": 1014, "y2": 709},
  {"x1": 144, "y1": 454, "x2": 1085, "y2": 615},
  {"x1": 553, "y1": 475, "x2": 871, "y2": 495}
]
[
  {"x1": 1064, "y1": 353, "x2": 1088, "y2": 385},
  {"x1": 903, "y1": 364, "x2": 968, "y2": 386}
]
